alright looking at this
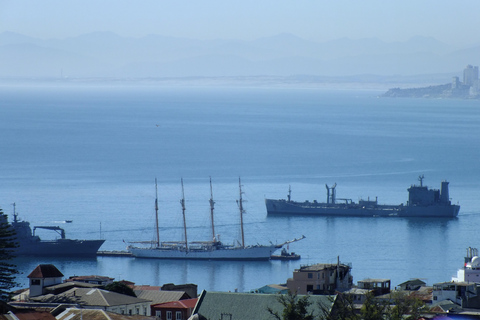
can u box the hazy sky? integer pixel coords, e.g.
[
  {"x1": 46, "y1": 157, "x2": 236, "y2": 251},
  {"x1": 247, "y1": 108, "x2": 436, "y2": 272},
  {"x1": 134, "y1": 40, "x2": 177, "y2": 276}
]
[{"x1": 1, "y1": 0, "x2": 479, "y2": 45}]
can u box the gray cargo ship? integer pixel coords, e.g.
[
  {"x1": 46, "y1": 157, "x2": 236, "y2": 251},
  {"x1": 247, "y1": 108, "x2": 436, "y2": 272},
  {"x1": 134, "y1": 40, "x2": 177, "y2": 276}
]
[
  {"x1": 265, "y1": 176, "x2": 460, "y2": 218},
  {"x1": 8, "y1": 203, "x2": 105, "y2": 256}
]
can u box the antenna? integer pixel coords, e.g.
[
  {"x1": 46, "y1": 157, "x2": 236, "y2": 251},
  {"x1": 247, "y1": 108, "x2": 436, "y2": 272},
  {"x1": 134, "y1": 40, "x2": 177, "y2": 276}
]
[
  {"x1": 418, "y1": 175, "x2": 425, "y2": 187},
  {"x1": 12, "y1": 203, "x2": 17, "y2": 223}
]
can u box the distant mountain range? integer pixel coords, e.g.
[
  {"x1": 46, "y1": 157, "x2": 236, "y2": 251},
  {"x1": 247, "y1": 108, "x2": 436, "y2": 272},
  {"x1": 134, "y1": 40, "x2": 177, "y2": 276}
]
[{"x1": 0, "y1": 31, "x2": 479, "y2": 81}]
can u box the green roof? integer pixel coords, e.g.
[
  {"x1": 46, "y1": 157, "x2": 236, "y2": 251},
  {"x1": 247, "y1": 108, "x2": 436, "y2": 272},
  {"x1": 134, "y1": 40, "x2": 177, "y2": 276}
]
[{"x1": 193, "y1": 291, "x2": 336, "y2": 320}]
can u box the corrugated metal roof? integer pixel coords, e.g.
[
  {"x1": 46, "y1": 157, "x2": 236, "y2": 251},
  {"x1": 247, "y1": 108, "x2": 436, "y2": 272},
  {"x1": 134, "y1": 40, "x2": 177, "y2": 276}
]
[
  {"x1": 35, "y1": 288, "x2": 150, "y2": 307},
  {"x1": 193, "y1": 291, "x2": 335, "y2": 319},
  {"x1": 134, "y1": 290, "x2": 187, "y2": 304}
]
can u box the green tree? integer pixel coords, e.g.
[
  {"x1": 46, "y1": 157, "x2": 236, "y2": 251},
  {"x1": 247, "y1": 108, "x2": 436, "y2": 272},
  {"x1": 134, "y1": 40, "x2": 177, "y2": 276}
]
[
  {"x1": 268, "y1": 291, "x2": 315, "y2": 320},
  {"x1": 104, "y1": 281, "x2": 136, "y2": 297},
  {"x1": 360, "y1": 292, "x2": 386, "y2": 320},
  {"x1": 0, "y1": 207, "x2": 18, "y2": 301},
  {"x1": 385, "y1": 291, "x2": 428, "y2": 320},
  {"x1": 320, "y1": 293, "x2": 358, "y2": 320}
]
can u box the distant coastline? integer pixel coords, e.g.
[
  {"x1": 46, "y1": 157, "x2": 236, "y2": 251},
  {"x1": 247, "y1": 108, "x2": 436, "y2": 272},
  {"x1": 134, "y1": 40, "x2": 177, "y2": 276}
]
[{"x1": 382, "y1": 65, "x2": 480, "y2": 99}]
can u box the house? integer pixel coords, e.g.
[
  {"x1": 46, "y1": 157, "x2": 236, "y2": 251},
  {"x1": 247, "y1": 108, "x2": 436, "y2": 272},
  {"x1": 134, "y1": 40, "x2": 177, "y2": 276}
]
[
  {"x1": 407, "y1": 286, "x2": 433, "y2": 304},
  {"x1": 191, "y1": 290, "x2": 336, "y2": 320},
  {"x1": 161, "y1": 283, "x2": 197, "y2": 299},
  {"x1": 432, "y1": 281, "x2": 480, "y2": 309},
  {"x1": 397, "y1": 279, "x2": 426, "y2": 291},
  {"x1": 151, "y1": 298, "x2": 197, "y2": 320},
  {"x1": 357, "y1": 279, "x2": 391, "y2": 296},
  {"x1": 29, "y1": 287, "x2": 152, "y2": 316},
  {"x1": 286, "y1": 261, "x2": 353, "y2": 295},
  {"x1": 65, "y1": 275, "x2": 115, "y2": 286},
  {"x1": 253, "y1": 284, "x2": 289, "y2": 294},
  {"x1": 27, "y1": 264, "x2": 64, "y2": 297},
  {"x1": 343, "y1": 287, "x2": 371, "y2": 304}
]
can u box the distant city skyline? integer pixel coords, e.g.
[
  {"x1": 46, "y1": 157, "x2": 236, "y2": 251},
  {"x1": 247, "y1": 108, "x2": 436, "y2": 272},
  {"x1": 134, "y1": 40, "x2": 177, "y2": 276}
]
[{"x1": 1, "y1": 0, "x2": 479, "y2": 46}]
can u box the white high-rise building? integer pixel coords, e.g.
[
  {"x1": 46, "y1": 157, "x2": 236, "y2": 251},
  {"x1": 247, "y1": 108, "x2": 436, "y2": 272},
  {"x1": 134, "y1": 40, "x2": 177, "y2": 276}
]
[{"x1": 463, "y1": 65, "x2": 479, "y2": 86}]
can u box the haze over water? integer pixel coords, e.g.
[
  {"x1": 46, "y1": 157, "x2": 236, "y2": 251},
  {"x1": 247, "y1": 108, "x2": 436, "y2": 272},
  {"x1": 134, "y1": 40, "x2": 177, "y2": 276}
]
[{"x1": 1, "y1": 84, "x2": 479, "y2": 292}]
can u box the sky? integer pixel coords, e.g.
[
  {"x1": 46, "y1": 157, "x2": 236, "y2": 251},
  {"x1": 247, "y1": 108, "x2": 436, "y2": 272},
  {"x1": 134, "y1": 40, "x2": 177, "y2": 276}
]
[{"x1": 0, "y1": 0, "x2": 479, "y2": 45}]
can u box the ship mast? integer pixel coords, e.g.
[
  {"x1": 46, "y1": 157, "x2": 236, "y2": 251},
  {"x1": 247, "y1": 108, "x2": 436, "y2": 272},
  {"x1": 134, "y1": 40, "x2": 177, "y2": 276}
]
[
  {"x1": 180, "y1": 178, "x2": 188, "y2": 251},
  {"x1": 154, "y1": 178, "x2": 160, "y2": 247},
  {"x1": 12, "y1": 202, "x2": 17, "y2": 223},
  {"x1": 237, "y1": 177, "x2": 245, "y2": 248},
  {"x1": 418, "y1": 174, "x2": 425, "y2": 187},
  {"x1": 209, "y1": 177, "x2": 216, "y2": 241}
]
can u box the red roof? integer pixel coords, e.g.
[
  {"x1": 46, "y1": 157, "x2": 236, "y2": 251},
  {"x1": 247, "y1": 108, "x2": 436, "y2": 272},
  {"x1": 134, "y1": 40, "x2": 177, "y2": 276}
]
[
  {"x1": 27, "y1": 264, "x2": 63, "y2": 279},
  {"x1": 152, "y1": 298, "x2": 198, "y2": 309}
]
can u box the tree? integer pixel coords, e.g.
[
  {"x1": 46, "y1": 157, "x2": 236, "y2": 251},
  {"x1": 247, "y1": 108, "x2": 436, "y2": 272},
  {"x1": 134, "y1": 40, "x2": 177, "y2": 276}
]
[
  {"x1": 320, "y1": 293, "x2": 358, "y2": 320},
  {"x1": 360, "y1": 292, "x2": 386, "y2": 320},
  {"x1": 268, "y1": 291, "x2": 315, "y2": 320},
  {"x1": 0, "y1": 207, "x2": 18, "y2": 301},
  {"x1": 104, "y1": 281, "x2": 136, "y2": 297},
  {"x1": 385, "y1": 291, "x2": 428, "y2": 320}
]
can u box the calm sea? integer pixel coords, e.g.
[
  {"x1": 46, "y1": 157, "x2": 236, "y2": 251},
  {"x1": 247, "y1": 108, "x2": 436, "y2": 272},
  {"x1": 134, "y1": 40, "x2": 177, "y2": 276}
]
[{"x1": 1, "y1": 83, "x2": 479, "y2": 293}]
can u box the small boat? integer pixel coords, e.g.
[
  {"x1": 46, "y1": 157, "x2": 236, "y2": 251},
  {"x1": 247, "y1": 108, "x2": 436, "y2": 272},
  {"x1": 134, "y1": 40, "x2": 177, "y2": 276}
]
[
  {"x1": 271, "y1": 248, "x2": 301, "y2": 261},
  {"x1": 128, "y1": 178, "x2": 300, "y2": 260}
]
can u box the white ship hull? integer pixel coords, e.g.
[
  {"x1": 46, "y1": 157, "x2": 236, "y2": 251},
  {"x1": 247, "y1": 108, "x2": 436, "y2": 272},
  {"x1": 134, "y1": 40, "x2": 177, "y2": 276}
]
[{"x1": 129, "y1": 244, "x2": 279, "y2": 260}]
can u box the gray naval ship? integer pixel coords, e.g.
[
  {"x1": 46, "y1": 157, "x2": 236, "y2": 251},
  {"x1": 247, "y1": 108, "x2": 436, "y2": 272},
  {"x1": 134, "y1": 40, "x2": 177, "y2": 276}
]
[
  {"x1": 265, "y1": 175, "x2": 460, "y2": 218},
  {"x1": 7, "y1": 203, "x2": 105, "y2": 256}
]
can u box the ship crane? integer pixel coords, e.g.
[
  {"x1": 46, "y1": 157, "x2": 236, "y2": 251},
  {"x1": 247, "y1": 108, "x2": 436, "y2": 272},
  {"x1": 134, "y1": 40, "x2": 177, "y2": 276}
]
[
  {"x1": 326, "y1": 183, "x2": 337, "y2": 204},
  {"x1": 33, "y1": 226, "x2": 66, "y2": 239},
  {"x1": 277, "y1": 235, "x2": 306, "y2": 248}
]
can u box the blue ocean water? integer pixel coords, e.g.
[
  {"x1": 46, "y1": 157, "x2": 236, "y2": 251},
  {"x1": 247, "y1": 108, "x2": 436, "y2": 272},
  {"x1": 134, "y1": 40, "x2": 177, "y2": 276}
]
[{"x1": 1, "y1": 84, "x2": 479, "y2": 293}]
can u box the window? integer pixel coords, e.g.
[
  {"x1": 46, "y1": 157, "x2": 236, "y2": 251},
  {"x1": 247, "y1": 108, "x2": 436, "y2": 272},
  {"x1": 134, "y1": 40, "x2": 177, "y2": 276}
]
[
  {"x1": 155, "y1": 310, "x2": 161, "y2": 317},
  {"x1": 176, "y1": 311, "x2": 182, "y2": 320},
  {"x1": 308, "y1": 273, "x2": 313, "y2": 279},
  {"x1": 31, "y1": 279, "x2": 41, "y2": 285},
  {"x1": 167, "y1": 311, "x2": 173, "y2": 320}
]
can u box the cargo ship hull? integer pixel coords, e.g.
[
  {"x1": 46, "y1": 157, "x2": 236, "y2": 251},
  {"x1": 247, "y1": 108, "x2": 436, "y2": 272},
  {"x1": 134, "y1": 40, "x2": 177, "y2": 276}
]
[
  {"x1": 15, "y1": 239, "x2": 105, "y2": 256},
  {"x1": 266, "y1": 176, "x2": 460, "y2": 218},
  {"x1": 265, "y1": 199, "x2": 460, "y2": 218}
]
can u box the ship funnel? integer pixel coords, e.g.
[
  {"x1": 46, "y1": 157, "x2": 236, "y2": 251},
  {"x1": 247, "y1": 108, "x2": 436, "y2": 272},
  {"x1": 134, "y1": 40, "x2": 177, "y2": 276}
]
[{"x1": 440, "y1": 181, "x2": 450, "y2": 203}]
